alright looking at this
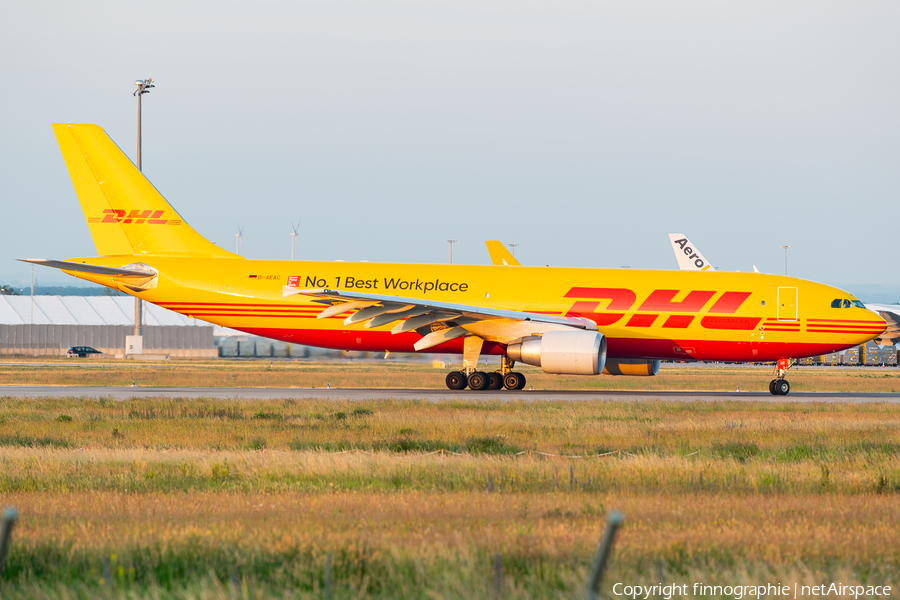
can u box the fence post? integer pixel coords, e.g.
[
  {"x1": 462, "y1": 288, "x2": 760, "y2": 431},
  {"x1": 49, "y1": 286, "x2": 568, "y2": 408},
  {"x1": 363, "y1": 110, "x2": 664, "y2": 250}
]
[
  {"x1": 492, "y1": 553, "x2": 503, "y2": 598},
  {"x1": 584, "y1": 511, "x2": 624, "y2": 600},
  {"x1": 0, "y1": 507, "x2": 18, "y2": 579},
  {"x1": 103, "y1": 555, "x2": 111, "y2": 588},
  {"x1": 324, "y1": 552, "x2": 333, "y2": 599}
]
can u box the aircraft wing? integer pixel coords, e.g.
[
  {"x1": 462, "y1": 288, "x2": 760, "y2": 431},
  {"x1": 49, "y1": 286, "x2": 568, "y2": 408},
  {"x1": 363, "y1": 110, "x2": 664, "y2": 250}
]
[
  {"x1": 864, "y1": 303, "x2": 900, "y2": 346},
  {"x1": 18, "y1": 258, "x2": 152, "y2": 278},
  {"x1": 284, "y1": 286, "x2": 595, "y2": 350},
  {"x1": 668, "y1": 234, "x2": 713, "y2": 271},
  {"x1": 485, "y1": 241, "x2": 521, "y2": 266}
]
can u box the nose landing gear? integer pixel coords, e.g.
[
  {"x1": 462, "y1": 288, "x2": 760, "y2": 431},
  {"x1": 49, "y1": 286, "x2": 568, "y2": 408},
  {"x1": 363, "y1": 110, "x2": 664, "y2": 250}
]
[
  {"x1": 769, "y1": 378, "x2": 790, "y2": 395},
  {"x1": 769, "y1": 358, "x2": 793, "y2": 395}
]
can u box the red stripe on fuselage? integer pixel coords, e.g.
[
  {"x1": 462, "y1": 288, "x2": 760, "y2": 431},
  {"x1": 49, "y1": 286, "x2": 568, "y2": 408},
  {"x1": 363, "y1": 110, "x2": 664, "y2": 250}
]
[
  {"x1": 700, "y1": 316, "x2": 762, "y2": 331},
  {"x1": 808, "y1": 329, "x2": 884, "y2": 334},
  {"x1": 808, "y1": 319, "x2": 885, "y2": 324},
  {"x1": 230, "y1": 327, "x2": 862, "y2": 362},
  {"x1": 159, "y1": 302, "x2": 323, "y2": 309}
]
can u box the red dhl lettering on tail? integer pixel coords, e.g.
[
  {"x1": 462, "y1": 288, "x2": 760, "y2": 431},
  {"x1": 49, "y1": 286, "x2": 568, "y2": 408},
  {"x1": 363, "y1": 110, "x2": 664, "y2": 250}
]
[
  {"x1": 87, "y1": 209, "x2": 180, "y2": 225},
  {"x1": 565, "y1": 287, "x2": 752, "y2": 328}
]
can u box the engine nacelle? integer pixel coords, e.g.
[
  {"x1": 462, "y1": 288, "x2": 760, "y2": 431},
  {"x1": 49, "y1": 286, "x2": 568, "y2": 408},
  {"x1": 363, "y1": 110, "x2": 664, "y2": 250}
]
[
  {"x1": 603, "y1": 358, "x2": 661, "y2": 376},
  {"x1": 507, "y1": 330, "x2": 606, "y2": 375}
]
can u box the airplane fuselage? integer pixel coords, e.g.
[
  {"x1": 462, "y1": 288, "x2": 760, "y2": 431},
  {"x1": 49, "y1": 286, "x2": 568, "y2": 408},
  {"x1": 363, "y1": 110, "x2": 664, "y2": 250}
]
[{"x1": 73, "y1": 256, "x2": 885, "y2": 362}]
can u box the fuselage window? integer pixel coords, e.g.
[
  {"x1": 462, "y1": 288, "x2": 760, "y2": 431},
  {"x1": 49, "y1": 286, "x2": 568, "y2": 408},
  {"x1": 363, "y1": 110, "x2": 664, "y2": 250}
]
[
  {"x1": 831, "y1": 299, "x2": 842, "y2": 308},
  {"x1": 843, "y1": 299, "x2": 852, "y2": 308}
]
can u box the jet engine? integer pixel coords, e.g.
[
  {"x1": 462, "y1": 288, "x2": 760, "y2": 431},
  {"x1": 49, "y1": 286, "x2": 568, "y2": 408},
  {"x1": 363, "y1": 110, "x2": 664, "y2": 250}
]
[
  {"x1": 506, "y1": 330, "x2": 606, "y2": 375},
  {"x1": 603, "y1": 358, "x2": 661, "y2": 376}
]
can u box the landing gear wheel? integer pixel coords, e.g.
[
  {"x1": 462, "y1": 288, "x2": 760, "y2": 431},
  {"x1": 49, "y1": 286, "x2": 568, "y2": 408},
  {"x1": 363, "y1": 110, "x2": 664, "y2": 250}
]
[
  {"x1": 515, "y1": 373, "x2": 527, "y2": 390},
  {"x1": 503, "y1": 372, "x2": 527, "y2": 390},
  {"x1": 503, "y1": 373, "x2": 520, "y2": 390},
  {"x1": 446, "y1": 371, "x2": 467, "y2": 390},
  {"x1": 774, "y1": 379, "x2": 790, "y2": 396},
  {"x1": 769, "y1": 380, "x2": 777, "y2": 395},
  {"x1": 467, "y1": 371, "x2": 489, "y2": 391},
  {"x1": 486, "y1": 372, "x2": 503, "y2": 390}
]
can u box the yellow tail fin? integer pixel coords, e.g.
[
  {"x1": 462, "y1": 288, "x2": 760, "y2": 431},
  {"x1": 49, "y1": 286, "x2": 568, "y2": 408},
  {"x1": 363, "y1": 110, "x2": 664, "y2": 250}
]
[
  {"x1": 485, "y1": 240, "x2": 521, "y2": 266},
  {"x1": 52, "y1": 123, "x2": 237, "y2": 258}
]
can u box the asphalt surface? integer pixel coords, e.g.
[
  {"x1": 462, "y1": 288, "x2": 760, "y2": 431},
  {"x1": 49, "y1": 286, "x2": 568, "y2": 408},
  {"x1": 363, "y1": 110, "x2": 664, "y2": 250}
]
[
  {"x1": 2, "y1": 362, "x2": 894, "y2": 370},
  {"x1": 0, "y1": 385, "x2": 897, "y2": 402}
]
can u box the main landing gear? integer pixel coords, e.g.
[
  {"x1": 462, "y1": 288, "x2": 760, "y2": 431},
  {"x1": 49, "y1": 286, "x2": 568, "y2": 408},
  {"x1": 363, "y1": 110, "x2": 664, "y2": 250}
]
[
  {"x1": 445, "y1": 355, "x2": 526, "y2": 391},
  {"x1": 769, "y1": 358, "x2": 793, "y2": 395}
]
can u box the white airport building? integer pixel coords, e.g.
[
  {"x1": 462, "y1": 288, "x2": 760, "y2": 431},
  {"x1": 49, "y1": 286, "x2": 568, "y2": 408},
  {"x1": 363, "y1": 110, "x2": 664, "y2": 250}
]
[
  {"x1": 0, "y1": 295, "x2": 218, "y2": 357},
  {"x1": 0, "y1": 295, "x2": 342, "y2": 359}
]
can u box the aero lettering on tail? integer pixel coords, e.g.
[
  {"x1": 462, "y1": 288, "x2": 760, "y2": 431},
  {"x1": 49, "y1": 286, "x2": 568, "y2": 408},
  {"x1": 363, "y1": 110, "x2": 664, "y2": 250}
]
[{"x1": 668, "y1": 233, "x2": 713, "y2": 272}]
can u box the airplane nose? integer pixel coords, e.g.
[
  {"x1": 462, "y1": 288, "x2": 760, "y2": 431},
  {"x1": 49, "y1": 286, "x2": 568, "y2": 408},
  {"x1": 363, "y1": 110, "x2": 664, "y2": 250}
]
[
  {"x1": 869, "y1": 309, "x2": 896, "y2": 345},
  {"x1": 855, "y1": 310, "x2": 889, "y2": 344}
]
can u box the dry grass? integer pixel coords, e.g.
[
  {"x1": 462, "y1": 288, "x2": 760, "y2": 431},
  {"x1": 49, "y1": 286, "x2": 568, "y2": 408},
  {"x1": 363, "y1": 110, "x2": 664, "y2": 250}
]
[
  {"x1": 3, "y1": 489, "x2": 899, "y2": 599},
  {"x1": 0, "y1": 359, "x2": 899, "y2": 392},
  {"x1": 2, "y1": 396, "x2": 900, "y2": 457},
  {"x1": 2, "y1": 396, "x2": 900, "y2": 598},
  {"x1": 6, "y1": 490, "x2": 899, "y2": 570}
]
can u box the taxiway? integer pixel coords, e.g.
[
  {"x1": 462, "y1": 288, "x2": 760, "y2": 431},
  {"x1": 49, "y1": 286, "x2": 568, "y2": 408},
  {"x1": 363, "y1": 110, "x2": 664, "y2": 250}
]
[{"x1": 0, "y1": 386, "x2": 897, "y2": 402}]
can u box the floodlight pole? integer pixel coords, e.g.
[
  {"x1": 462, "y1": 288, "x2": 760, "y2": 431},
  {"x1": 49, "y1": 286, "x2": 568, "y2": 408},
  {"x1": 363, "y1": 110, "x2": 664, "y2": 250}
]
[
  {"x1": 447, "y1": 240, "x2": 457, "y2": 264},
  {"x1": 133, "y1": 78, "x2": 155, "y2": 337},
  {"x1": 780, "y1": 245, "x2": 791, "y2": 276},
  {"x1": 509, "y1": 243, "x2": 519, "y2": 257}
]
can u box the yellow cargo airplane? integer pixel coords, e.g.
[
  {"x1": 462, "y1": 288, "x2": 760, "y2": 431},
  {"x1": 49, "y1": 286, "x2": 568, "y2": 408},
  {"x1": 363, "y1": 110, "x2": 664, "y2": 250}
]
[{"x1": 22, "y1": 124, "x2": 887, "y2": 394}]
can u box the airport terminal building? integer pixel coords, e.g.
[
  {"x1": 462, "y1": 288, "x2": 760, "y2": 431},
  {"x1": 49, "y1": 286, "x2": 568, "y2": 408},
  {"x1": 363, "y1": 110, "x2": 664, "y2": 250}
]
[{"x1": 0, "y1": 295, "x2": 216, "y2": 357}]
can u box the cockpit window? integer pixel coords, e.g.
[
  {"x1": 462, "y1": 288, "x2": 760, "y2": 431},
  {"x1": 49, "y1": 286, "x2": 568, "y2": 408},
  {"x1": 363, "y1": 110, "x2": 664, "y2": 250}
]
[
  {"x1": 831, "y1": 299, "x2": 842, "y2": 308},
  {"x1": 842, "y1": 299, "x2": 852, "y2": 308},
  {"x1": 853, "y1": 300, "x2": 866, "y2": 308}
]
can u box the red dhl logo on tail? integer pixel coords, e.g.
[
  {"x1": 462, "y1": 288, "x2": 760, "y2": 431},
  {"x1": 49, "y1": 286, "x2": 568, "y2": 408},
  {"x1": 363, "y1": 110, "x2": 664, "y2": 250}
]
[
  {"x1": 564, "y1": 287, "x2": 755, "y2": 329},
  {"x1": 87, "y1": 209, "x2": 182, "y2": 225}
]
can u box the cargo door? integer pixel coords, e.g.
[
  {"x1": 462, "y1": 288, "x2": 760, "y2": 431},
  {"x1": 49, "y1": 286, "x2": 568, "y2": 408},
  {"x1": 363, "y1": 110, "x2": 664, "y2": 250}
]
[{"x1": 777, "y1": 287, "x2": 798, "y2": 321}]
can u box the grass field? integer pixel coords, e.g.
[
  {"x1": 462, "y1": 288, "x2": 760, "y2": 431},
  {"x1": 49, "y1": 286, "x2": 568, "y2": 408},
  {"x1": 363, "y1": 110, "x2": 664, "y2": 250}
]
[
  {"x1": 1, "y1": 358, "x2": 900, "y2": 392},
  {"x1": 1, "y1": 396, "x2": 899, "y2": 598}
]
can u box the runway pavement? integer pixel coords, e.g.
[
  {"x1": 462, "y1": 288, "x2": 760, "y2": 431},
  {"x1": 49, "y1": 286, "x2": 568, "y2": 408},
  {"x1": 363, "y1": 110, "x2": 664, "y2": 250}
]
[{"x1": 0, "y1": 385, "x2": 897, "y2": 402}]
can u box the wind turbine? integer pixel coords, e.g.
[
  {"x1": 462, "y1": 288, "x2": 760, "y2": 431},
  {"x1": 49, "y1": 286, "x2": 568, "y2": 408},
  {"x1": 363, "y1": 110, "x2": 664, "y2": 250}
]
[
  {"x1": 290, "y1": 220, "x2": 300, "y2": 260},
  {"x1": 235, "y1": 224, "x2": 244, "y2": 255}
]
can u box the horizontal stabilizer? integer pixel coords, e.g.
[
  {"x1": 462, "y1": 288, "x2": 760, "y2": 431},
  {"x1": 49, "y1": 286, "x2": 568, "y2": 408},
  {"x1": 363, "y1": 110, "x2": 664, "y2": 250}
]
[{"x1": 18, "y1": 259, "x2": 151, "y2": 278}]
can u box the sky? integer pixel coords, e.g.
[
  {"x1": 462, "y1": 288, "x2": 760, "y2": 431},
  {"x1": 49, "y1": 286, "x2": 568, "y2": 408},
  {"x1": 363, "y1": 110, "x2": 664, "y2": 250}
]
[{"x1": 1, "y1": 1, "x2": 898, "y2": 296}]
